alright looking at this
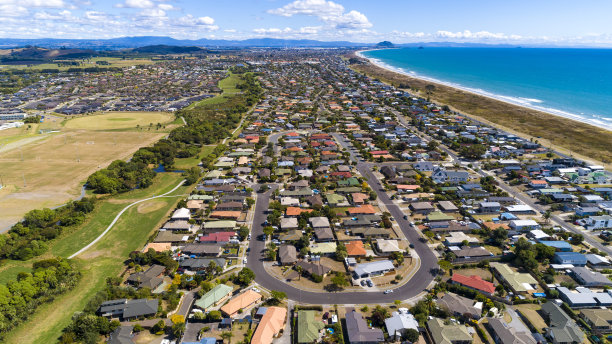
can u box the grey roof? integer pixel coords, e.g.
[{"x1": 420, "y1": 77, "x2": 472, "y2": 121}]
[
  {"x1": 99, "y1": 299, "x2": 158, "y2": 319},
  {"x1": 279, "y1": 245, "x2": 297, "y2": 264},
  {"x1": 179, "y1": 258, "x2": 226, "y2": 270},
  {"x1": 354, "y1": 260, "x2": 394, "y2": 277},
  {"x1": 126, "y1": 265, "x2": 165, "y2": 289},
  {"x1": 107, "y1": 326, "x2": 134, "y2": 344},
  {"x1": 314, "y1": 227, "x2": 334, "y2": 241},
  {"x1": 182, "y1": 244, "x2": 222, "y2": 256},
  {"x1": 541, "y1": 302, "x2": 584, "y2": 343},
  {"x1": 487, "y1": 318, "x2": 536, "y2": 344},
  {"x1": 437, "y1": 293, "x2": 480, "y2": 318},
  {"x1": 309, "y1": 216, "x2": 330, "y2": 228},
  {"x1": 295, "y1": 261, "x2": 331, "y2": 276},
  {"x1": 571, "y1": 267, "x2": 612, "y2": 286},
  {"x1": 345, "y1": 308, "x2": 384, "y2": 343},
  {"x1": 384, "y1": 311, "x2": 419, "y2": 339}
]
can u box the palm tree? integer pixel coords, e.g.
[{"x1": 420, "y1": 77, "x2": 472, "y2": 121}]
[
  {"x1": 544, "y1": 210, "x2": 552, "y2": 225},
  {"x1": 424, "y1": 294, "x2": 436, "y2": 313},
  {"x1": 221, "y1": 331, "x2": 233, "y2": 344},
  {"x1": 296, "y1": 265, "x2": 303, "y2": 280}
]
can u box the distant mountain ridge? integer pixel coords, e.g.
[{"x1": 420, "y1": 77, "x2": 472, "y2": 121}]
[{"x1": 0, "y1": 36, "x2": 537, "y2": 50}]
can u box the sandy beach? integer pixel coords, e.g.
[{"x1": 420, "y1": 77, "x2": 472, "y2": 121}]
[{"x1": 351, "y1": 50, "x2": 612, "y2": 168}]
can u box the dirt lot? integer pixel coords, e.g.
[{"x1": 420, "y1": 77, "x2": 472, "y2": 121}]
[{"x1": 0, "y1": 129, "x2": 165, "y2": 230}]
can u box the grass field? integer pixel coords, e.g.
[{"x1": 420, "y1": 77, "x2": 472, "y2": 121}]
[
  {"x1": 3, "y1": 173, "x2": 189, "y2": 344},
  {"x1": 351, "y1": 61, "x2": 612, "y2": 169},
  {"x1": 0, "y1": 57, "x2": 155, "y2": 71},
  {"x1": 63, "y1": 111, "x2": 174, "y2": 130},
  {"x1": 185, "y1": 72, "x2": 245, "y2": 109},
  {"x1": 0, "y1": 124, "x2": 166, "y2": 230}
]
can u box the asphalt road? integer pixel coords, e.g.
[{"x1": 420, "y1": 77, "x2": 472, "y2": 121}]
[{"x1": 245, "y1": 133, "x2": 438, "y2": 304}]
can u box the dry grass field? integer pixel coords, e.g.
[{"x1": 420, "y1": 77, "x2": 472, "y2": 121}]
[
  {"x1": 63, "y1": 111, "x2": 174, "y2": 130},
  {"x1": 0, "y1": 127, "x2": 165, "y2": 230}
]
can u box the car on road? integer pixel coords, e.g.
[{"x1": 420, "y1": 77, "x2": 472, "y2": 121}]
[
  {"x1": 246, "y1": 247, "x2": 250, "y2": 252},
  {"x1": 403, "y1": 215, "x2": 408, "y2": 220},
  {"x1": 409, "y1": 243, "x2": 415, "y2": 248},
  {"x1": 384, "y1": 289, "x2": 393, "y2": 294},
  {"x1": 243, "y1": 257, "x2": 247, "y2": 264},
  {"x1": 247, "y1": 234, "x2": 251, "y2": 240},
  {"x1": 366, "y1": 279, "x2": 373, "y2": 287}
]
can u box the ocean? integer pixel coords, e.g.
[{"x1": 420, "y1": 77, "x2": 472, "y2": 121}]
[{"x1": 360, "y1": 48, "x2": 612, "y2": 130}]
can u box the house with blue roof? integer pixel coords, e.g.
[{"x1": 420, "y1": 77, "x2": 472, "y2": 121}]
[
  {"x1": 554, "y1": 252, "x2": 587, "y2": 266},
  {"x1": 539, "y1": 241, "x2": 572, "y2": 252}
]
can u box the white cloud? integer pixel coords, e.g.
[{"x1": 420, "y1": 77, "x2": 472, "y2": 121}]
[
  {"x1": 269, "y1": 0, "x2": 372, "y2": 29},
  {"x1": 224, "y1": 29, "x2": 237, "y2": 33},
  {"x1": 174, "y1": 14, "x2": 219, "y2": 31},
  {"x1": 85, "y1": 10, "x2": 107, "y2": 21},
  {"x1": 115, "y1": 0, "x2": 154, "y2": 9},
  {"x1": 34, "y1": 9, "x2": 71, "y2": 20},
  {"x1": 0, "y1": 4, "x2": 28, "y2": 17},
  {"x1": 157, "y1": 3, "x2": 174, "y2": 11},
  {"x1": 139, "y1": 8, "x2": 165, "y2": 17},
  {"x1": 19, "y1": 0, "x2": 66, "y2": 8}
]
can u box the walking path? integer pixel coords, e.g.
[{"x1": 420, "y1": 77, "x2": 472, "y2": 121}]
[{"x1": 68, "y1": 179, "x2": 185, "y2": 259}]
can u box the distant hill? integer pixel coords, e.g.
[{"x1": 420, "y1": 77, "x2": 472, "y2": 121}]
[
  {"x1": 132, "y1": 45, "x2": 205, "y2": 54},
  {"x1": 8, "y1": 46, "x2": 97, "y2": 59},
  {"x1": 375, "y1": 41, "x2": 395, "y2": 48}
]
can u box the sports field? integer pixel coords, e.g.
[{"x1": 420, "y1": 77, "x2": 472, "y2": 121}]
[
  {"x1": 0, "y1": 113, "x2": 175, "y2": 230},
  {"x1": 63, "y1": 111, "x2": 174, "y2": 130}
]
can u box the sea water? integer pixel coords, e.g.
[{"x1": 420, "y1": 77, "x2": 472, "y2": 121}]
[{"x1": 361, "y1": 48, "x2": 612, "y2": 130}]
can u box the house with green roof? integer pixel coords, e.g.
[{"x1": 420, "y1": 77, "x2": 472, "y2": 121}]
[
  {"x1": 326, "y1": 194, "x2": 347, "y2": 207},
  {"x1": 427, "y1": 211, "x2": 455, "y2": 222},
  {"x1": 336, "y1": 187, "x2": 362, "y2": 194},
  {"x1": 338, "y1": 177, "x2": 359, "y2": 187},
  {"x1": 203, "y1": 220, "x2": 236, "y2": 230},
  {"x1": 490, "y1": 262, "x2": 538, "y2": 295},
  {"x1": 426, "y1": 318, "x2": 472, "y2": 344},
  {"x1": 297, "y1": 310, "x2": 325, "y2": 343},
  {"x1": 188, "y1": 195, "x2": 214, "y2": 201},
  {"x1": 194, "y1": 284, "x2": 233, "y2": 312}
]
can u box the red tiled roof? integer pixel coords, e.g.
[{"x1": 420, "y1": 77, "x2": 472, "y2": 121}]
[
  {"x1": 451, "y1": 273, "x2": 495, "y2": 294},
  {"x1": 286, "y1": 207, "x2": 313, "y2": 216}
]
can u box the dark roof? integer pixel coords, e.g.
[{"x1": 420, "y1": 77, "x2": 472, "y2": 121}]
[
  {"x1": 107, "y1": 326, "x2": 135, "y2": 344},
  {"x1": 126, "y1": 265, "x2": 165, "y2": 289},
  {"x1": 345, "y1": 308, "x2": 384, "y2": 343},
  {"x1": 295, "y1": 261, "x2": 332, "y2": 276},
  {"x1": 279, "y1": 245, "x2": 297, "y2": 264}
]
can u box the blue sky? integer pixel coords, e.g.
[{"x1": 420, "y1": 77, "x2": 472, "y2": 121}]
[{"x1": 1, "y1": 0, "x2": 612, "y2": 46}]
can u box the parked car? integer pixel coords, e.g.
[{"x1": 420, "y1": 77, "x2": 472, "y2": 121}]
[{"x1": 366, "y1": 279, "x2": 373, "y2": 287}]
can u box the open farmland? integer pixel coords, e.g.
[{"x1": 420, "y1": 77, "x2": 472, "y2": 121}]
[
  {"x1": 0, "y1": 128, "x2": 166, "y2": 230},
  {"x1": 63, "y1": 111, "x2": 174, "y2": 130}
]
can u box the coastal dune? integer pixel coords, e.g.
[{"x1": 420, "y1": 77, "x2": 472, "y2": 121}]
[{"x1": 350, "y1": 53, "x2": 612, "y2": 168}]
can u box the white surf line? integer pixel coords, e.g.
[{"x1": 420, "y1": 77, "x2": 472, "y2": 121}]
[{"x1": 68, "y1": 179, "x2": 185, "y2": 259}]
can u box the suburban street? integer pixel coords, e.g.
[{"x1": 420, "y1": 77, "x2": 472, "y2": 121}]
[{"x1": 245, "y1": 132, "x2": 438, "y2": 304}]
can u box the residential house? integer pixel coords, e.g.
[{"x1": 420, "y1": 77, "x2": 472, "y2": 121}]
[
  {"x1": 490, "y1": 262, "x2": 538, "y2": 295},
  {"x1": 295, "y1": 261, "x2": 332, "y2": 277},
  {"x1": 345, "y1": 308, "x2": 384, "y2": 344},
  {"x1": 251, "y1": 306, "x2": 287, "y2": 344},
  {"x1": 437, "y1": 293, "x2": 481, "y2": 319},
  {"x1": 554, "y1": 252, "x2": 587, "y2": 266},
  {"x1": 278, "y1": 245, "x2": 298, "y2": 265},
  {"x1": 353, "y1": 260, "x2": 395, "y2": 279},
  {"x1": 126, "y1": 265, "x2": 165, "y2": 290},
  {"x1": 220, "y1": 290, "x2": 262, "y2": 317},
  {"x1": 580, "y1": 309, "x2": 612, "y2": 334},
  {"x1": 451, "y1": 273, "x2": 496, "y2": 296},
  {"x1": 541, "y1": 302, "x2": 585, "y2": 344},
  {"x1": 384, "y1": 309, "x2": 419, "y2": 341},
  {"x1": 98, "y1": 299, "x2": 158, "y2": 321},
  {"x1": 486, "y1": 318, "x2": 536, "y2": 344},
  {"x1": 426, "y1": 318, "x2": 472, "y2": 344},
  {"x1": 297, "y1": 310, "x2": 325, "y2": 344},
  {"x1": 570, "y1": 267, "x2": 612, "y2": 287},
  {"x1": 194, "y1": 284, "x2": 233, "y2": 312}
]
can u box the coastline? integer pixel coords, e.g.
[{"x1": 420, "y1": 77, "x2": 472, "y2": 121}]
[
  {"x1": 351, "y1": 49, "x2": 612, "y2": 168},
  {"x1": 356, "y1": 49, "x2": 612, "y2": 131}
]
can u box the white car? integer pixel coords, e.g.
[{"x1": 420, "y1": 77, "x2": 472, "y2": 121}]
[{"x1": 243, "y1": 258, "x2": 247, "y2": 264}]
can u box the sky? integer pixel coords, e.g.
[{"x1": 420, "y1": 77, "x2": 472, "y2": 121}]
[{"x1": 2, "y1": 0, "x2": 612, "y2": 46}]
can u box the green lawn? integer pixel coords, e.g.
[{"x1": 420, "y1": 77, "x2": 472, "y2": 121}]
[
  {"x1": 174, "y1": 145, "x2": 216, "y2": 170},
  {"x1": 185, "y1": 72, "x2": 245, "y2": 110},
  {"x1": 5, "y1": 175, "x2": 189, "y2": 344}
]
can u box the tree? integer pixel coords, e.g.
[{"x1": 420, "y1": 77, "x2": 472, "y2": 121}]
[
  {"x1": 394, "y1": 300, "x2": 402, "y2": 307},
  {"x1": 330, "y1": 273, "x2": 349, "y2": 290},
  {"x1": 491, "y1": 227, "x2": 508, "y2": 246},
  {"x1": 459, "y1": 144, "x2": 487, "y2": 160},
  {"x1": 543, "y1": 210, "x2": 552, "y2": 225},
  {"x1": 172, "y1": 321, "x2": 185, "y2": 339},
  {"x1": 221, "y1": 331, "x2": 234, "y2": 344},
  {"x1": 570, "y1": 233, "x2": 584, "y2": 245},
  {"x1": 269, "y1": 290, "x2": 287, "y2": 305},
  {"x1": 235, "y1": 267, "x2": 255, "y2": 286},
  {"x1": 402, "y1": 328, "x2": 420, "y2": 342},
  {"x1": 335, "y1": 242, "x2": 347, "y2": 261},
  {"x1": 371, "y1": 305, "x2": 389, "y2": 327},
  {"x1": 263, "y1": 226, "x2": 274, "y2": 238},
  {"x1": 151, "y1": 319, "x2": 166, "y2": 334},
  {"x1": 207, "y1": 310, "x2": 222, "y2": 321}
]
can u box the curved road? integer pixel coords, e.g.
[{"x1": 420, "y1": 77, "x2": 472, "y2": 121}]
[
  {"x1": 246, "y1": 132, "x2": 438, "y2": 304},
  {"x1": 68, "y1": 179, "x2": 185, "y2": 259}
]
